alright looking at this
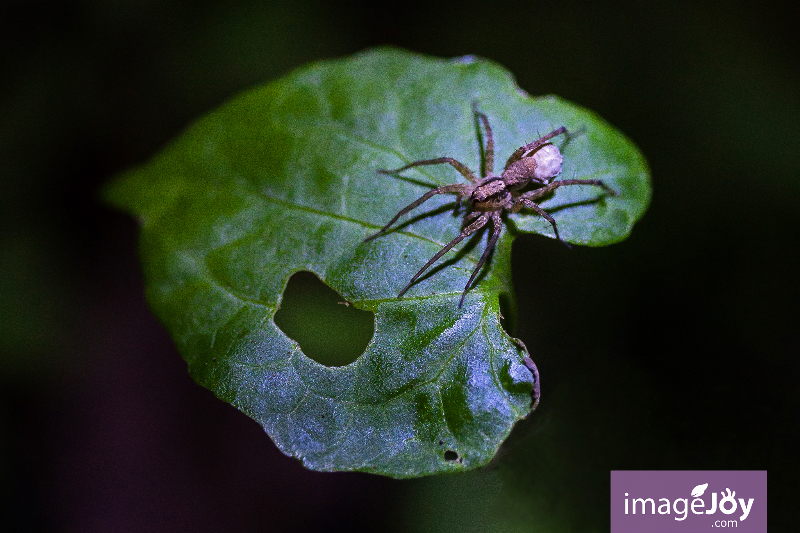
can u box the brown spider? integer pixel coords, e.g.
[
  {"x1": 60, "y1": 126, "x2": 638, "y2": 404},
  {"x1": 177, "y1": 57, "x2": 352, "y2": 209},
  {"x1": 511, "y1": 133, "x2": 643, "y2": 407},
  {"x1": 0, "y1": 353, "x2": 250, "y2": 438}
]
[{"x1": 365, "y1": 105, "x2": 615, "y2": 307}]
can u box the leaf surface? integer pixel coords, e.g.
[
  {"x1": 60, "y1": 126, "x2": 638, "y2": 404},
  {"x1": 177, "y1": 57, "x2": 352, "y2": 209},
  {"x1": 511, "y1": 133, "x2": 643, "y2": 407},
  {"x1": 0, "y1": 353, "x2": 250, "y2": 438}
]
[{"x1": 105, "y1": 48, "x2": 650, "y2": 477}]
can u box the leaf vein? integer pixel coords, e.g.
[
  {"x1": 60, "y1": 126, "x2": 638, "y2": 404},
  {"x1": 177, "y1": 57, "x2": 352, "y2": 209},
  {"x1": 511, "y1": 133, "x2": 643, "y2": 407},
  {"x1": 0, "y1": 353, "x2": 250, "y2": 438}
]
[{"x1": 252, "y1": 189, "x2": 449, "y2": 249}]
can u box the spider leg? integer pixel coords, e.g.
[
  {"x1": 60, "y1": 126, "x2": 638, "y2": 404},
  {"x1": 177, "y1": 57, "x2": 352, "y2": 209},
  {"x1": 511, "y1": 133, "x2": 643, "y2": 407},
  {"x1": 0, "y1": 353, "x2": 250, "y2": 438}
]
[
  {"x1": 472, "y1": 103, "x2": 495, "y2": 177},
  {"x1": 379, "y1": 157, "x2": 479, "y2": 184},
  {"x1": 398, "y1": 212, "x2": 489, "y2": 298},
  {"x1": 511, "y1": 179, "x2": 614, "y2": 247},
  {"x1": 459, "y1": 211, "x2": 503, "y2": 307},
  {"x1": 503, "y1": 127, "x2": 568, "y2": 171},
  {"x1": 512, "y1": 198, "x2": 571, "y2": 249},
  {"x1": 520, "y1": 179, "x2": 616, "y2": 201},
  {"x1": 364, "y1": 184, "x2": 465, "y2": 242}
]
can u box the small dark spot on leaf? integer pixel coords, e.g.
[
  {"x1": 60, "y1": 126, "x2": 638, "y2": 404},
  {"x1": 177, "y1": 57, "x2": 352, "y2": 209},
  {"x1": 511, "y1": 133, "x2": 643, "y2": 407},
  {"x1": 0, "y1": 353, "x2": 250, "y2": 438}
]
[
  {"x1": 438, "y1": 440, "x2": 444, "y2": 446},
  {"x1": 444, "y1": 450, "x2": 459, "y2": 461}
]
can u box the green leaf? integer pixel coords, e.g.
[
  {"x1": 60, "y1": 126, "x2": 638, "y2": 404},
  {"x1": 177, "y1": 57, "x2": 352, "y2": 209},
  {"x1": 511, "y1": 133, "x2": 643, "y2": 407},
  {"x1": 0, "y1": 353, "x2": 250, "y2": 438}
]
[{"x1": 105, "y1": 48, "x2": 650, "y2": 478}]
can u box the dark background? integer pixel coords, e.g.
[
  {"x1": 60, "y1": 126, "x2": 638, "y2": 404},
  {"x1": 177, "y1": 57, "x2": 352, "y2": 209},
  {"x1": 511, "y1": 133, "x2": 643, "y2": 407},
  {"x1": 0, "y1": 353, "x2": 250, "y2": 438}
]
[{"x1": 2, "y1": 0, "x2": 798, "y2": 531}]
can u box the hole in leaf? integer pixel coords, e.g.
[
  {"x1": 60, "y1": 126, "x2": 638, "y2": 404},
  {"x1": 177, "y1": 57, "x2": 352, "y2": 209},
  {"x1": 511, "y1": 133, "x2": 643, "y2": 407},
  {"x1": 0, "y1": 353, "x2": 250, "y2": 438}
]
[
  {"x1": 273, "y1": 271, "x2": 374, "y2": 367},
  {"x1": 443, "y1": 450, "x2": 459, "y2": 461}
]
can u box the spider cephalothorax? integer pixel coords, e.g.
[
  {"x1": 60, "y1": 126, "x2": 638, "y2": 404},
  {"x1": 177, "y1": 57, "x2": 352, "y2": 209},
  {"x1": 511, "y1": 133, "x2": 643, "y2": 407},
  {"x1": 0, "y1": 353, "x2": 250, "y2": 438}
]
[{"x1": 365, "y1": 105, "x2": 615, "y2": 307}]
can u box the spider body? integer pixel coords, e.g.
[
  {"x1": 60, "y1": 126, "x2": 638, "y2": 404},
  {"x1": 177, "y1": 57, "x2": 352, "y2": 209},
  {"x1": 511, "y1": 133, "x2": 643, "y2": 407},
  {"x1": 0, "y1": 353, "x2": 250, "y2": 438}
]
[{"x1": 365, "y1": 106, "x2": 614, "y2": 307}]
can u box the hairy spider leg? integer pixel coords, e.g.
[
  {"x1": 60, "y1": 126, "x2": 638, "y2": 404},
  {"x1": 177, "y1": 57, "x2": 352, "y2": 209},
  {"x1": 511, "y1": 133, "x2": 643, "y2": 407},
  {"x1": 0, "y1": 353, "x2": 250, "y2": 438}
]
[
  {"x1": 511, "y1": 179, "x2": 615, "y2": 247},
  {"x1": 512, "y1": 198, "x2": 570, "y2": 248},
  {"x1": 378, "y1": 157, "x2": 479, "y2": 184},
  {"x1": 459, "y1": 211, "x2": 503, "y2": 307},
  {"x1": 472, "y1": 105, "x2": 495, "y2": 177},
  {"x1": 521, "y1": 178, "x2": 615, "y2": 200},
  {"x1": 363, "y1": 183, "x2": 465, "y2": 242},
  {"x1": 503, "y1": 127, "x2": 568, "y2": 171},
  {"x1": 397, "y1": 212, "x2": 489, "y2": 299}
]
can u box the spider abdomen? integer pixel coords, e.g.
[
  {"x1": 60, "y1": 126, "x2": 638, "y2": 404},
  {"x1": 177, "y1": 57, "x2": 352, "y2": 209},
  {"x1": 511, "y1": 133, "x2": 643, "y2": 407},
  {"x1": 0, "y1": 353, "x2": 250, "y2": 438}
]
[{"x1": 503, "y1": 143, "x2": 563, "y2": 187}]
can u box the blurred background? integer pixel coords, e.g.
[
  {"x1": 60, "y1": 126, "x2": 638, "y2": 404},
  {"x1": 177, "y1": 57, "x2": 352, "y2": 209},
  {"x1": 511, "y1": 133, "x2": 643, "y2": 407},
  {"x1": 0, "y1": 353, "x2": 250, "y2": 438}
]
[{"x1": 1, "y1": 0, "x2": 798, "y2": 531}]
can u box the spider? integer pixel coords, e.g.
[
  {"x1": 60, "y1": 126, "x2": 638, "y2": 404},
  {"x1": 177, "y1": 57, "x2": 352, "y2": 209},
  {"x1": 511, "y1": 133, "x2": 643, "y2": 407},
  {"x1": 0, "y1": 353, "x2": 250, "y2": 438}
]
[{"x1": 365, "y1": 105, "x2": 615, "y2": 307}]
